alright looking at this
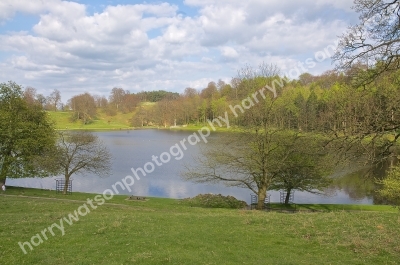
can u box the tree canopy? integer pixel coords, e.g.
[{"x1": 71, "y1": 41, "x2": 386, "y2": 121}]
[{"x1": 0, "y1": 82, "x2": 58, "y2": 185}]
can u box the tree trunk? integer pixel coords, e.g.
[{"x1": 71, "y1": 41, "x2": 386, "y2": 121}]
[
  {"x1": 63, "y1": 174, "x2": 71, "y2": 195},
  {"x1": 0, "y1": 157, "x2": 11, "y2": 186},
  {"x1": 257, "y1": 186, "x2": 267, "y2": 210},
  {"x1": 284, "y1": 188, "x2": 292, "y2": 205},
  {"x1": 0, "y1": 177, "x2": 6, "y2": 187}
]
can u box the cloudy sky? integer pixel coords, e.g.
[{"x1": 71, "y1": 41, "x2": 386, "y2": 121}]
[{"x1": 0, "y1": 0, "x2": 358, "y2": 101}]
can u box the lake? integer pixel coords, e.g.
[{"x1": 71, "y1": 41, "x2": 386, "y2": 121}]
[{"x1": 7, "y1": 130, "x2": 384, "y2": 204}]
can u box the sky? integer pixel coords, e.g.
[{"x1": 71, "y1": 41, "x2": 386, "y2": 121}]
[{"x1": 0, "y1": 0, "x2": 358, "y2": 102}]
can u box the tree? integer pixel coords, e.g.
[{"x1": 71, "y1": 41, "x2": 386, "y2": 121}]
[
  {"x1": 23, "y1": 86, "x2": 37, "y2": 105},
  {"x1": 268, "y1": 137, "x2": 334, "y2": 204},
  {"x1": 46, "y1": 89, "x2": 61, "y2": 111},
  {"x1": 183, "y1": 65, "x2": 280, "y2": 209},
  {"x1": 131, "y1": 105, "x2": 148, "y2": 127},
  {"x1": 377, "y1": 164, "x2": 400, "y2": 207},
  {"x1": 0, "y1": 82, "x2": 58, "y2": 185},
  {"x1": 182, "y1": 130, "x2": 287, "y2": 209},
  {"x1": 183, "y1": 87, "x2": 198, "y2": 98},
  {"x1": 183, "y1": 130, "x2": 336, "y2": 209},
  {"x1": 36, "y1": 93, "x2": 46, "y2": 109},
  {"x1": 182, "y1": 63, "x2": 344, "y2": 210},
  {"x1": 334, "y1": 0, "x2": 400, "y2": 85},
  {"x1": 298, "y1": 73, "x2": 315, "y2": 86},
  {"x1": 68, "y1": 93, "x2": 97, "y2": 124},
  {"x1": 55, "y1": 131, "x2": 111, "y2": 194},
  {"x1": 200, "y1": 81, "x2": 219, "y2": 100},
  {"x1": 109, "y1": 87, "x2": 126, "y2": 111},
  {"x1": 93, "y1": 95, "x2": 108, "y2": 109},
  {"x1": 121, "y1": 94, "x2": 140, "y2": 113}
]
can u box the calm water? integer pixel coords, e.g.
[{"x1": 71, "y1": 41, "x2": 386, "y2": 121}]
[{"x1": 8, "y1": 130, "x2": 383, "y2": 204}]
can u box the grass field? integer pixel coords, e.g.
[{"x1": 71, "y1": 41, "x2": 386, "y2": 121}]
[
  {"x1": 0, "y1": 187, "x2": 399, "y2": 265},
  {"x1": 46, "y1": 108, "x2": 229, "y2": 131},
  {"x1": 48, "y1": 111, "x2": 134, "y2": 130}
]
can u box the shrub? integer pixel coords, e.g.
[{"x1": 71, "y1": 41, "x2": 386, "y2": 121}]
[
  {"x1": 377, "y1": 165, "x2": 400, "y2": 208},
  {"x1": 182, "y1": 193, "x2": 247, "y2": 209}
]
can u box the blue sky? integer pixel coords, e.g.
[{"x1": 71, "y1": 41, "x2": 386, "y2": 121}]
[{"x1": 0, "y1": 0, "x2": 357, "y2": 102}]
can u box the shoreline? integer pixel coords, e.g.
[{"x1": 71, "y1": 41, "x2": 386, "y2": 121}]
[{"x1": 2, "y1": 186, "x2": 396, "y2": 212}]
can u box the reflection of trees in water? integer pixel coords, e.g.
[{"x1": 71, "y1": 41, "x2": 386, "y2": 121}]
[
  {"x1": 327, "y1": 156, "x2": 398, "y2": 203},
  {"x1": 327, "y1": 169, "x2": 375, "y2": 201}
]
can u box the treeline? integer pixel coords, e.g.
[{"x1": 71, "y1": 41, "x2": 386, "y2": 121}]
[
  {"x1": 20, "y1": 64, "x2": 400, "y2": 135},
  {"x1": 22, "y1": 86, "x2": 179, "y2": 124},
  {"x1": 131, "y1": 66, "x2": 400, "y2": 136}
]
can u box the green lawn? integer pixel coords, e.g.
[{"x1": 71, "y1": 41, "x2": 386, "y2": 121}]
[
  {"x1": 48, "y1": 111, "x2": 133, "y2": 130},
  {"x1": 0, "y1": 187, "x2": 399, "y2": 265}
]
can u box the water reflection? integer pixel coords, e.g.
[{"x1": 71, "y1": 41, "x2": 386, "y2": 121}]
[
  {"x1": 327, "y1": 170, "x2": 376, "y2": 202},
  {"x1": 327, "y1": 157, "x2": 398, "y2": 205},
  {"x1": 7, "y1": 130, "x2": 394, "y2": 205}
]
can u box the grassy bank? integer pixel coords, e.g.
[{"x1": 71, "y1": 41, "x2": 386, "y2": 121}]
[
  {"x1": 1, "y1": 187, "x2": 399, "y2": 265},
  {"x1": 47, "y1": 110, "x2": 231, "y2": 131}
]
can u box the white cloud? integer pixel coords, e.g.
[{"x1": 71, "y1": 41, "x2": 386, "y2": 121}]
[
  {"x1": 0, "y1": 0, "x2": 357, "y2": 100},
  {"x1": 0, "y1": 0, "x2": 49, "y2": 21},
  {"x1": 220, "y1": 46, "x2": 239, "y2": 62}
]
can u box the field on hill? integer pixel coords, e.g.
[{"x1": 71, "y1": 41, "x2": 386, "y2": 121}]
[
  {"x1": 1, "y1": 187, "x2": 399, "y2": 265},
  {"x1": 48, "y1": 111, "x2": 134, "y2": 130}
]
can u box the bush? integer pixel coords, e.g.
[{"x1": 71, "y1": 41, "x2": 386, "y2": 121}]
[
  {"x1": 377, "y1": 165, "x2": 400, "y2": 208},
  {"x1": 182, "y1": 193, "x2": 247, "y2": 209}
]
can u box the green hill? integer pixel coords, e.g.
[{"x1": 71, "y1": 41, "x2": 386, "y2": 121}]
[{"x1": 48, "y1": 110, "x2": 134, "y2": 130}]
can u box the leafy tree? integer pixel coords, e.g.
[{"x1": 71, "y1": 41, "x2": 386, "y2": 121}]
[
  {"x1": 0, "y1": 81, "x2": 58, "y2": 185},
  {"x1": 210, "y1": 97, "x2": 227, "y2": 120},
  {"x1": 54, "y1": 131, "x2": 111, "y2": 194},
  {"x1": 183, "y1": 64, "x2": 284, "y2": 209},
  {"x1": 200, "y1": 82, "x2": 219, "y2": 100},
  {"x1": 137, "y1": 90, "x2": 179, "y2": 102},
  {"x1": 183, "y1": 129, "x2": 334, "y2": 209},
  {"x1": 377, "y1": 164, "x2": 400, "y2": 207},
  {"x1": 294, "y1": 93, "x2": 306, "y2": 130},
  {"x1": 181, "y1": 88, "x2": 200, "y2": 124},
  {"x1": 298, "y1": 73, "x2": 315, "y2": 86},
  {"x1": 269, "y1": 137, "x2": 334, "y2": 204}
]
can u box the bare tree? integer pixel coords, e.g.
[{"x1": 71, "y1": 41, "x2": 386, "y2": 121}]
[
  {"x1": 23, "y1": 87, "x2": 37, "y2": 105},
  {"x1": 121, "y1": 94, "x2": 140, "y2": 113},
  {"x1": 55, "y1": 131, "x2": 111, "y2": 194},
  {"x1": 334, "y1": 0, "x2": 400, "y2": 85},
  {"x1": 68, "y1": 93, "x2": 97, "y2": 124},
  {"x1": 183, "y1": 87, "x2": 198, "y2": 98},
  {"x1": 47, "y1": 89, "x2": 62, "y2": 111},
  {"x1": 109, "y1": 87, "x2": 126, "y2": 111},
  {"x1": 36, "y1": 94, "x2": 46, "y2": 109},
  {"x1": 93, "y1": 95, "x2": 109, "y2": 109}
]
